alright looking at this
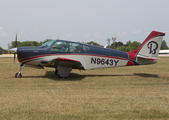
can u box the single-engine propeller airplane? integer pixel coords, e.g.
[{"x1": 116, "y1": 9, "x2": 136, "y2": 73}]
[{"x1": 10, "y1": 31, "x2": 165, "y2": 78}]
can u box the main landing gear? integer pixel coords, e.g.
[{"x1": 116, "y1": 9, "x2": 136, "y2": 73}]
[
  {"x1": 15, "y1": 63, "x2": 23, "y2": 78},
  {"x1": 55, "y1": 66, "x2": 72, "y2": 78},
  {"x1": 55, "y1": 68, "x2": 66, "y2": 78}
]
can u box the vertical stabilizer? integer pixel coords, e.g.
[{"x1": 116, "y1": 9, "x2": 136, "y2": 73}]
[{"x1": 128, "y1": 31, "x2": 165, "y2": 65}]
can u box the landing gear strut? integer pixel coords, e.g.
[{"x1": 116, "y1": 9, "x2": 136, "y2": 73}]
[{"x1": 15, "y1": 63, "x2": 23, "y2": 78}]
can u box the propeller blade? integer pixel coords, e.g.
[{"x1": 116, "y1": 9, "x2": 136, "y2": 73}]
[
  {"x1": 14, "y1": 53, "x2": 16, "y2": 62},
  {"x1": 14, "y1": 33, "x2": 17, "y2": 62},
  {"x1": 15, "y1": 33, "x2": 17, "y2": 48}
]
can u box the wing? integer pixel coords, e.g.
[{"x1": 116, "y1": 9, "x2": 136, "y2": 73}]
[{"x1": 41, "y1": 57, "x2": 85, "y2": 70}]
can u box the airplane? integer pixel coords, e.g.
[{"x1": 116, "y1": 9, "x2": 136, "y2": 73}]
[
  {"x1": 159, "y1": 50, "x2": 169, "y2": 54},
  {"x1": 10, "y1": 31, "x2": 165, "y2": 78}
]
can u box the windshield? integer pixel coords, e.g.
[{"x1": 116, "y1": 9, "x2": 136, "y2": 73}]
[{"x1": 41, "y1": 40, "x2": 56, "y2": 48}]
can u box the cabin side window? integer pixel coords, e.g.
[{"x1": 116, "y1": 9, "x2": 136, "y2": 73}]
[
  {"x1": 50, "y1": 41, "x2": 68, "y2": 52},
  {"x1": 69, "y1": 43, "x2": 81, "y2": 53},
  {"x1": 83, "y1": 45, "x2": 90, "y2": 52}
]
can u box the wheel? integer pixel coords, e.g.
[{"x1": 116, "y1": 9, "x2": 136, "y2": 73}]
[
  {"x1": 15, "y1": 73, "x2": 22, "y2": 78},
  {"x1": 58, "y1": 74, "x2": 66, "y2": 79}
]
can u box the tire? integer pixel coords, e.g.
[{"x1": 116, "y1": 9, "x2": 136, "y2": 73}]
[{"x1": 15, "y1": 73, "x2": 22, "y2": 78}]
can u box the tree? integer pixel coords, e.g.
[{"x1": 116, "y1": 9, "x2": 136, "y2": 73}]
[
  {"x1": 11, "y1": 40, "x2": 44, "y2": 48},
  {"x1": 116, "y1": 40, "x2": 141, "y2": 52},
  {"x1": 117, "y1": 45, "x2": 126, "y2": 51},
  {"x1": 21, "y1": 41, "x2": 35, "y2": 47},
  {"x1": 125, "y1": 40, "x2": 132, "y2": 47},
  {"x1": 106, "y1": 41, "x2": 124, "y2": 49},
  {"x1": 11, "y1": 41, "x2": 22, "y2": 48},
  {"x1": 130, "y1": 41, "x2": 141, "y2": 50},
  {"x1": 0, "y1": 47, "x2": 8, "y2": 54},
  {"x1": 32, "y1": 41, "x2": 42, "y2": 46},
  {"x1": 110, "y1": 41, "x2": 124, "y2": 49},
  {"x1": 86, "y1": 41, "x2": 103, "y2": 47},
  {"x1": 125, "y1": 46, "x2": 133, "y2": 51},
  {"x1": 160, "y1": 40, "x2": 168, "y2": 50}
]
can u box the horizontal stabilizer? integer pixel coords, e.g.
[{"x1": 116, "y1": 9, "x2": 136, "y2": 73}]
[{"x1": 137, "y1": 54, "x2": 160, "y2": 61}]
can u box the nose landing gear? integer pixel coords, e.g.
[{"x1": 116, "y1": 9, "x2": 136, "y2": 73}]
[
  {"x1": 15, "y1": 72, "x2": 22, "y2": 78},
  {"x1": 15, "y1": 63, "x2": 23, "y2": 78}
]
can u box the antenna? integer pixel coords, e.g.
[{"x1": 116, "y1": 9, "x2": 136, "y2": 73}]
[
  {"x1": 106, "y1": 38, "x2": 111, "y2": 47},
  {"x1": 106, "y1": 33, "x2": 111, "y2": 48},
  {"x1": 112, "y1": 37, "x2": 117, "y2": 49},
  {"x1": 8, "y1": 43, "x2": 10, "y2": 54}
]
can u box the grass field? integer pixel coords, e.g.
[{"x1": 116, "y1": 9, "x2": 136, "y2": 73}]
[{"x1": 0, "y1": 57, "x2": 169, "y2": 120}]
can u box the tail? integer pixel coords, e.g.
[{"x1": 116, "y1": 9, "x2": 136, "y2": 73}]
[{"x1": 127, "y1": 31, "x2": 165, "y2": 65}]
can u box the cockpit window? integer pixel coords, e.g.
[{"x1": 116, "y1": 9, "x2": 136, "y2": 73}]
[
  {"x1": 41, "y1": 40, "x2": 56, "y2": 48},
  {"x1": 51, "y1": 41, "x2": 68, "y2": 52}
]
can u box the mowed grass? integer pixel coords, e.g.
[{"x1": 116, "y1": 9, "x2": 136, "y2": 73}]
[{"x1": 0, "y1": 57, "x2": 169, "y2": 120}]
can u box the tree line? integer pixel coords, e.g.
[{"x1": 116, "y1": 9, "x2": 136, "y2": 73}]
[
  {"x1": 0, "y1": 39, "x2": 168, "y2": 54},
  {"x1": 86, "y1": 40, "x2": 169, "y2": 51}
]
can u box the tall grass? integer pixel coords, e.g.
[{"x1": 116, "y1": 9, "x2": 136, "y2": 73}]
[{"x1": 0, "y1": 57, "x2": 169, "y2": 120}]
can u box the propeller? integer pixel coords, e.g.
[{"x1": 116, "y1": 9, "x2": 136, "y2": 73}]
[
  {"x1": 9, "y1": 33, "x2": 18, "y2": 62},
  {"x1": 14, "y1": 33, "x2": 17, "y2": 62}
]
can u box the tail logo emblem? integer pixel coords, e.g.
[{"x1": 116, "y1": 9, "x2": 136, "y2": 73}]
[{"x1": 147, "y1": 41, "x2": 158, "y2": 54}]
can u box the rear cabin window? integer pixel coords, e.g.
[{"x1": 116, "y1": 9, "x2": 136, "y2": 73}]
[
  {"x1": 50, "y1": 41, "x2": 68, "y2": 52},
  {"x1": 83, "y1": 45, "x2": 90, "y2": 52},
  {"x1": 69, "y1": 43, "x2": 81, "y2": 53}
]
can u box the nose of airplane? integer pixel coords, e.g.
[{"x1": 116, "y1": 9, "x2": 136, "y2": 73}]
[
  {"x1": 10, "y1": 47, "x2": 17, "y2": 53},
  {"x1": 10, "y1": 47, "x2": 17, "y2": 62}
]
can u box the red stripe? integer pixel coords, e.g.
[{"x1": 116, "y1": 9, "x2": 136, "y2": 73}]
[
  {"x1": 126, "y1": 52, "x2": 136, "y2": 61},
  {"x1": 56, "y1": 57, "x2": 79, "y2": 62},
  {"x1": 126, "y1": 61, "x2": 134, "y2": 66}
]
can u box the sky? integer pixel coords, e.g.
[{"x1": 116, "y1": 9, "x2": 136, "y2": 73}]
[{"x1": 0, "y1": 0, "x2": 169, "y2": 49}]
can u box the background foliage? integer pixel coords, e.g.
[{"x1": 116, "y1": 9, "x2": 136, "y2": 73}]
[{"x1": 0, "y1": 39, "x2": 168, "y2": 54}]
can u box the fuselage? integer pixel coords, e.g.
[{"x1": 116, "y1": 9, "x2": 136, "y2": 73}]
[{"x1": 16, "y1": 39, "x2": 138, "y2": 70}]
